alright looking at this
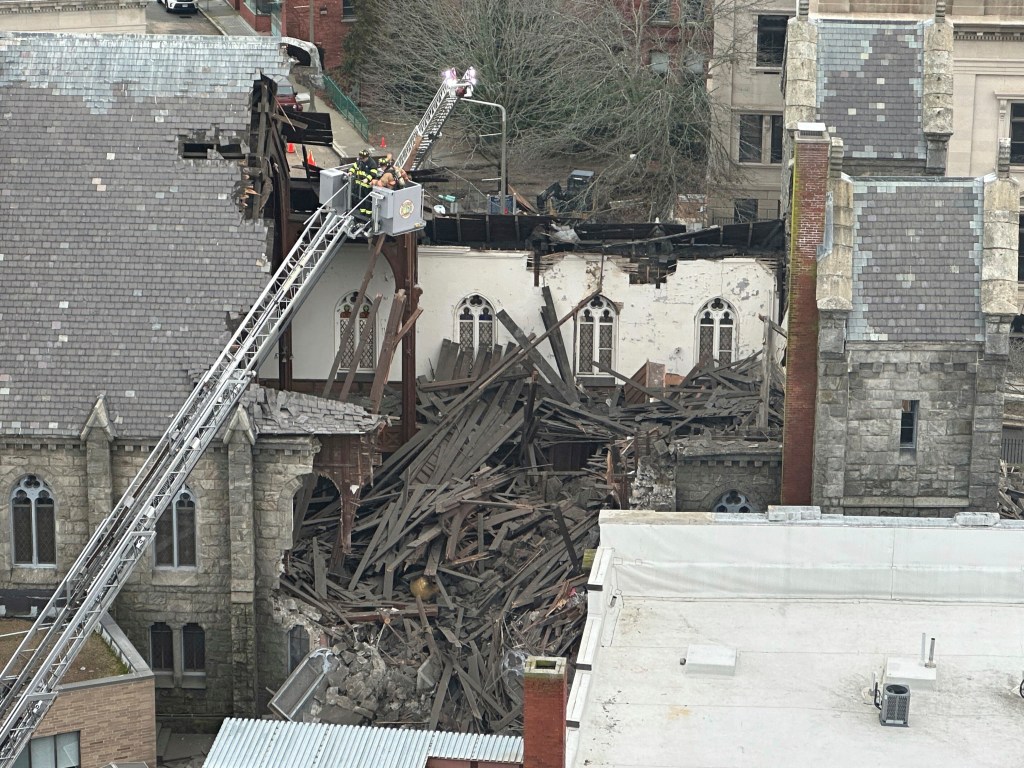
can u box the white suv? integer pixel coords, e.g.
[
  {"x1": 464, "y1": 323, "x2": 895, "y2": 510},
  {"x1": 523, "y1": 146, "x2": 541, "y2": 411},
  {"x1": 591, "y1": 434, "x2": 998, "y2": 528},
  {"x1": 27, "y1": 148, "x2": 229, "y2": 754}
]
[{"x1": 158, "y1": 0, "x2": 199, "y2": 14}]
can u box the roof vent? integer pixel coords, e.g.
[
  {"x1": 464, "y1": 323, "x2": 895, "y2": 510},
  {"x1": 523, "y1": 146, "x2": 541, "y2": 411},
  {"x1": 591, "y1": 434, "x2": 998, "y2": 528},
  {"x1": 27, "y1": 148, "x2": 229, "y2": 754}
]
[{"x1": 875, "y1": 683, "x2": 910, "y2": 727}]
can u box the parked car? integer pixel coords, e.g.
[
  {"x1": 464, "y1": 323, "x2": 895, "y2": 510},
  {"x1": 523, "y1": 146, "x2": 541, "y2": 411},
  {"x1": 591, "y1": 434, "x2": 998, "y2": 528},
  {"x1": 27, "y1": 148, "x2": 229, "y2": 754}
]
[
  {"x1": 273, "y1": 79, "x2": 310, "y2": 113},
  {"x1": 158, "y1": 0, "x2": 198, "y2": 14}
]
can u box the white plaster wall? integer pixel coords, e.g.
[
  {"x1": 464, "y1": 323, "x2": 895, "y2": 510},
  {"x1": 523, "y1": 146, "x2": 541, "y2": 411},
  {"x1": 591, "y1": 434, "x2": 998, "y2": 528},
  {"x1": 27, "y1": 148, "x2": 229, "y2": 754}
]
[
  {"x1": 950, "y1": 38, "x2": 1024, "y2": 184},
  {"x1": 274, "y1": 243, "x2": 777, "y2": 383}
]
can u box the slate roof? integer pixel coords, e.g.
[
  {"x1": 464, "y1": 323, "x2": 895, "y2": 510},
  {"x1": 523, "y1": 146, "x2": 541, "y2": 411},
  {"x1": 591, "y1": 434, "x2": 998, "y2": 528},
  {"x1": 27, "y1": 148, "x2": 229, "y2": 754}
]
[
  {"x1": 848, "y1": 178, "x2": 984, "y2": 343},
  {"x1": 814, "y1": 19, "x2": 927, "y2": 162},
  {"x1": 0, "y1": 33, "x2": 294, "y2": 439},
  {"x1": 249, "y1": 388, "x2": 382, "y2": 436}
]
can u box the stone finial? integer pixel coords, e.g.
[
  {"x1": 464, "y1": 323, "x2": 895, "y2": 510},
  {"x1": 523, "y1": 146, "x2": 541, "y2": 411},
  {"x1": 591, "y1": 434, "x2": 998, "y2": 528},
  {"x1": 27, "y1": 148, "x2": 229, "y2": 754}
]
[
  {"x1": 798, "y1": 0, "x2": 809, "y2": 18},
  {"x1": 998, "y1": 138, "x2": 1011, "y2": 178},
  {"x1": 829, "y1": 136, "x2": 844, "y2": 178},
  {"x1": 935, "y1": 0, "x2": 946, "y2": 20}
]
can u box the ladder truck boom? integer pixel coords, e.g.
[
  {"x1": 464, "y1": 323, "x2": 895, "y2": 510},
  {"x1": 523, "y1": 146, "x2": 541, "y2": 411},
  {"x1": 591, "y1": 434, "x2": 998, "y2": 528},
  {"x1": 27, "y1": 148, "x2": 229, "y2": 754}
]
[{"x1": 0, "y1": 67, "x2": 476, "y2": 768}]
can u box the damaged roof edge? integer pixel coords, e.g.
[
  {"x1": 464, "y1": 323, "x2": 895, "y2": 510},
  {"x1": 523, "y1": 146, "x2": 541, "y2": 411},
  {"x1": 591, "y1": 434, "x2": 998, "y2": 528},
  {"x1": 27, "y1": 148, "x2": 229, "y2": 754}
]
[{"x1": 281, "y1": 37, "x2": 324, "y2": 87}]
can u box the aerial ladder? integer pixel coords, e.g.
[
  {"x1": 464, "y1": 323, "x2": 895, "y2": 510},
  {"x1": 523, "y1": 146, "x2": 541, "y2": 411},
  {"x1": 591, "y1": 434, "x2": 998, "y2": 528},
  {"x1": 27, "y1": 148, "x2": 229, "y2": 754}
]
[{"x1": 0, "y1": 66, "x2": 477, "y2": 768}]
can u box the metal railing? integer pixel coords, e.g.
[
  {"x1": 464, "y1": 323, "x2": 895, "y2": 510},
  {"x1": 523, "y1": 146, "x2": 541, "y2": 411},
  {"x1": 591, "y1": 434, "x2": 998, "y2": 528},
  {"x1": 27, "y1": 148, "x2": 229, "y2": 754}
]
[
  {"x1": 323, "y1": 75, "x2": 369, "y2": 141},
  {"x1": 1003, "y1": 436, "x2": 1024, "y2": 466}
]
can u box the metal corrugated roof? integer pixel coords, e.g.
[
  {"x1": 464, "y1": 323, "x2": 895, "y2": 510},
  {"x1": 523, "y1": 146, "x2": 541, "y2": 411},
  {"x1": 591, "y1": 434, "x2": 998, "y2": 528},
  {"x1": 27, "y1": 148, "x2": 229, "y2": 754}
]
[{"x1": 205, "y1": 719, "x2": 524, "y2": 768}]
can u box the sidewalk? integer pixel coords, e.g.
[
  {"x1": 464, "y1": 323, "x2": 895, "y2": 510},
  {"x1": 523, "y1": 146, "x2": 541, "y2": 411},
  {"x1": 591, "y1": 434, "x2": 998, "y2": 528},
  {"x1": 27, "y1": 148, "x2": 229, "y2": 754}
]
[{"x1": 200, "y1": 0, "x2": 369, "y2": 166}]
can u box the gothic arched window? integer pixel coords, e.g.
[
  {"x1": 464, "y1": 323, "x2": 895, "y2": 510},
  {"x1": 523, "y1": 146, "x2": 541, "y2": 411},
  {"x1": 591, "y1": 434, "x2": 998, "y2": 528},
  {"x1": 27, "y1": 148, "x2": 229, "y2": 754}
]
[
  {"x1": 337, "y1": 291, "x2": 376, "y2": 371},
  {"x1": 456, "y1": 294, "x2": 495, "y2": 356},
  {"x1": 10, "y1": 474, "x2": 56, "y2": 566},
  {"x1": 577, "y1": 296, "x2": 617, "y2": 375},
  {"x1": 697, "y1": 298, "x2": 736, "y2": 365}
]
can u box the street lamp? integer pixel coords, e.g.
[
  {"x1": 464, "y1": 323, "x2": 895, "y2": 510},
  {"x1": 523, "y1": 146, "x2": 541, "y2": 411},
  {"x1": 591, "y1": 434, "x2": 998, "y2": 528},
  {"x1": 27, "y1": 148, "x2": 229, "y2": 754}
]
[{"x1": 460, "y1": 97, "x2": 508, "y2": 214}]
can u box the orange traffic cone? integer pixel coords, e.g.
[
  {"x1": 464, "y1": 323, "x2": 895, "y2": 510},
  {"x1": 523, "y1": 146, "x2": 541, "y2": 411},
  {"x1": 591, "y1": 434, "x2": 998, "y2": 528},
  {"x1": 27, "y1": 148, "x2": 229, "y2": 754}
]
[
  {"x1": 379, "y1": 135, "x2": 387, "y2": 149},
  {"x1": 307, "y1": 150, "x2": 315, "y2": 166},
  {"x1": 287, "y1": 142, "x2": 295, "y2": 154}
]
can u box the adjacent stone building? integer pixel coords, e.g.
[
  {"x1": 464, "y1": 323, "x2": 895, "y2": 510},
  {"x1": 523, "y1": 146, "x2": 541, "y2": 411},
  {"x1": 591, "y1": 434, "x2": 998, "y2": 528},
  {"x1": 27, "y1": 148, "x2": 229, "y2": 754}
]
[
  {"x1": 786, "y1": 125, "x2": 1018, "y2": 515},
  {"x1": 0, "y1": 32, "x2": 381, "y2": 727}
]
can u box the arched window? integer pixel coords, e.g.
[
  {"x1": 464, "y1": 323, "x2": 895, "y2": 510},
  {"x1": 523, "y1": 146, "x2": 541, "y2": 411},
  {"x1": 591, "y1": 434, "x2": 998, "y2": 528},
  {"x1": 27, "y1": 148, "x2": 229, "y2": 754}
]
[
  {"x1": 150, "y1": 622, "x2": 173, "y2": 672},
  {"x1": 697, "y1": 298, "x2": 736, "y2": 365},
  {"x1": 577, "y1": 296, "x2": 617, "y2": 375},
  {"x1": 456, "y1": 294, "x2": 495, "y2": 357},
  {"x1": 183, "y1": 623, "x2": 206, "y2": 673},
  {"x1": 155, "y1": 487, "x2": 197, "y2": 568},
  {"x1": 287, "y1": 625, "x2": 310, "y2": 674},
  {"x1": 337, "y1": 290, "x2": 376, "y2": 371},
  {"x1": 10, "y1": 474, "x2": 56, "y2": 566},
  {"x1": 712, "y1": 489, "x2": 759, "y2": 514}
]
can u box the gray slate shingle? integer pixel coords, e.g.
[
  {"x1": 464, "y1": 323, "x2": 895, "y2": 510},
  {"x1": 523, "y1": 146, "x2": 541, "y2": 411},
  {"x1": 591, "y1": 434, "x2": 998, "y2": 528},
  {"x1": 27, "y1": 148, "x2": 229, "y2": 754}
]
[
  {"x1": 249, "y1": 388, "x2": 382, "y2": 437},
  {"x1": 0, "y1": 33, "x2": 293, "y2": 439},
  {"x1": 814, "y1": 19, "x2": 927, "y2": 162},
  {"x1": 848, "y1": 178, "x2": 984, "y2": 343}
]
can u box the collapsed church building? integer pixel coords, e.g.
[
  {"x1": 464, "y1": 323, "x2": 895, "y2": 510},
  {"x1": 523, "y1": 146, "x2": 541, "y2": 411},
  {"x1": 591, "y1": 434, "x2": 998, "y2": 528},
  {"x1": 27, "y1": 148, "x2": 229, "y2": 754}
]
[{"x1": 0, "y1": 0, "x2": 1020, "y2": 737}]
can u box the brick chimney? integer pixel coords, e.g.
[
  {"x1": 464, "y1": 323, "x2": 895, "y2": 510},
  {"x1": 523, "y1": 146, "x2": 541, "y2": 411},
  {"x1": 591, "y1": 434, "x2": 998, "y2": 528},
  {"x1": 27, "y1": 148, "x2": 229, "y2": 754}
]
[
  {"x1": 523, "y1": 656, "x2": 567, "y2": 768},
  {"x1": 781, "y1": 123, "x2": 831, "y2": 505}
]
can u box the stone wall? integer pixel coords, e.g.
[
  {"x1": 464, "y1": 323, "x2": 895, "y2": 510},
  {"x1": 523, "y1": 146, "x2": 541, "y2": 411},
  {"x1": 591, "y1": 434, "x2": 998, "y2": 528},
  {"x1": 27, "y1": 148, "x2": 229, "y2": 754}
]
[
  {"x1": 113, "y1": 446, "x2": 235, "y2": 724},
  {"x1": 815, "y1": 345, "x2": 1003, "y2": 516},
  {"x1": 0, "y1": 440, "x2": 89, "y2": 583},
  {"x1": 0, "y1": 430, "x2": 318, "y2": 728},
  {"x1": 631, "y1": 438, "x2": 782, "y2": 513},
  {"x1": 675, "y1": 437, "x2": 782, "y2": 513},
  {"x1": 253, "y1": 438, "x2": 318, "y2": 712}
]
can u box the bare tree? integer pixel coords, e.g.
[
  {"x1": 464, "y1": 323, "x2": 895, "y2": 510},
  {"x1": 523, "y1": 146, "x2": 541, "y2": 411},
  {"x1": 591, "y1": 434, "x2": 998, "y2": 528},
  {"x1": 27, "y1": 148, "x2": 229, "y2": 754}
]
[{"x1": 347, "y1": 0, "x2": 755, "y2": 221}]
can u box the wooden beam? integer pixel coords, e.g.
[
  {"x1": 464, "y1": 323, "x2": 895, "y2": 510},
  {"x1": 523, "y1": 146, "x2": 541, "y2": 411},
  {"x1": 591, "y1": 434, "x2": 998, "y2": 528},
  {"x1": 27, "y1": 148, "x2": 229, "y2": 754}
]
[
  {"x1": 369, "y1": 290, "x2": 408, "y2": 412},
  {"x1": 496, "y1": 310, "x2": 579, "y2": 404},
  {"x1": 540, "y1": 286, "x2": 574, "y2": 387}
]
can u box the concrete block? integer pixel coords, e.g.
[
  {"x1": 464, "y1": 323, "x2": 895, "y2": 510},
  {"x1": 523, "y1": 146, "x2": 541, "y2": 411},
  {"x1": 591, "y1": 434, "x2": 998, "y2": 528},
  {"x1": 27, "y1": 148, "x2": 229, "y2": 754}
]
[
  {"x1": 767, "y1": 505, "x2": 821, "y2": 521},
  {"x1": 684, "y1": 645, "x2": 737, "y2": 676},
  {"x1": 885, "y1": 657, "x2": 936, "y2": 691},
  {"x1": 954, "y1": 512, "x2": 999, "y2": 527}
]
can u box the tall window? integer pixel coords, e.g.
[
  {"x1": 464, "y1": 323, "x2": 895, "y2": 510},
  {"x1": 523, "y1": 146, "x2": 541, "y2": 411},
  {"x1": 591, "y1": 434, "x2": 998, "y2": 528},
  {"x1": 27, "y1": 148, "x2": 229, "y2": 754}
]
[
  {"x1": 738, "y1": 114, "x2": 783, "y2": 164},
  {"x1": 155, "y1": 487, "x2": 196, "y2": 568},
  {"x1": 650, "y1": 0, "x2": 671, "y2": 22},
  {"x1": 342, "y1": 0, "x2": 355, "y2": 17},
  {"x1": 756, "y1": 15, "x2": 788, "y2": 68},
  {"x1": 150, "y1": 622, "x2": 174, "y2": 672},
  {"x1": 11, "y1": 475, "x2": 56, "y2": 566},
  {"x1": 288, "y1": 625, "x2": 311, "y2": 674},
  {"x1": 900, "y1": 400, "x2": 919, "y2": 449},
  {"x1": 183, "y1": 623, "x2": 206, "y2": 674},
  {"x1": 697, "y1": 298, "x2": 736, "y2": 365},
  {"x1": 456, "y1": 294, "x2": 496, "y2": 357},
  {"x1": 337, "y1": 291, "x2": 375, "y2": 371},
  {"x1": 12, "y1": 732, "x2": 79, "y2": 768},
  {"x1": 1011, "y1": 103, "x2": 1024, "y2": 164},
  {"x1": 733, "y1": 199, "x2": 758, "y2": 223},
  {"x1": 577, "y1": 296, "x2": 617, "y2": 375}
]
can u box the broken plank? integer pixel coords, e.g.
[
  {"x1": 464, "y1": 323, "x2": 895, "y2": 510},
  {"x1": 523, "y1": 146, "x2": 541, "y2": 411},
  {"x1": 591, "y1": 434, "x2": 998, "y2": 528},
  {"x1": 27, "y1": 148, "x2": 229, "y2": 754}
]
[{"x1": 497, "y1": 309, "x2": 579, "y2": 404}]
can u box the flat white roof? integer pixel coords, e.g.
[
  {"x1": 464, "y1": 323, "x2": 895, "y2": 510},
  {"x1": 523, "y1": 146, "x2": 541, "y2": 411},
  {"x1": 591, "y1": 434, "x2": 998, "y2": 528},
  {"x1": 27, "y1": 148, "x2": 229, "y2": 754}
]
[{"x1": 570, "y1": 510, "x2": 1024, "y2": 768}]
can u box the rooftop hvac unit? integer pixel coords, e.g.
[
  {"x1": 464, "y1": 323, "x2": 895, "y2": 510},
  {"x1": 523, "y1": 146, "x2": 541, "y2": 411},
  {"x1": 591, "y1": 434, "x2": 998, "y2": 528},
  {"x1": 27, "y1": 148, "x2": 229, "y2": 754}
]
[{"x1": 878, "y1": 683, "x2": 911, "y2": 727}]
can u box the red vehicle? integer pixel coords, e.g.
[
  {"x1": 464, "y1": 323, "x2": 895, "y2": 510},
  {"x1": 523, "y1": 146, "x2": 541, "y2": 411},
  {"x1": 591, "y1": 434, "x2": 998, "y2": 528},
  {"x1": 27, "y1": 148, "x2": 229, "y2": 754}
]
[{"x1": 273, "y1": 79, "x2": 309, "y2": 113}]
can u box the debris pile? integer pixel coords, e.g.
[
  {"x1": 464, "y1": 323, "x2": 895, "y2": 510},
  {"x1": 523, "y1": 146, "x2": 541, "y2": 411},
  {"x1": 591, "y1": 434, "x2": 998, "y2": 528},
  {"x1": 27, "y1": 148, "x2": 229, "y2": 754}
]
[
  {"x1": 280, "y1": 291, "x2": 784, "y2": 732},
  {"x1": 998, "y1": 460, "x2": 1024, "y2": 519}
]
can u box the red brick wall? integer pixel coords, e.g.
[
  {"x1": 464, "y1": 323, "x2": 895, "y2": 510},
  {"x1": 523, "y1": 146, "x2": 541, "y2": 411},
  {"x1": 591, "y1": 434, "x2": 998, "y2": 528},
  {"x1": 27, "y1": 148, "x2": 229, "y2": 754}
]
[
  {"x1": 780, "y1": 135, "x2": 829, "y2": 504},
  {"x1": 35, "y1": 677, "x2": 156, "y2": 768},
  {"x1": 522, "y1": 658, "x2": 567, "y2": 768},
  {"x1": 281, "y1": 0, "x2": 355, "y2": 71}
]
